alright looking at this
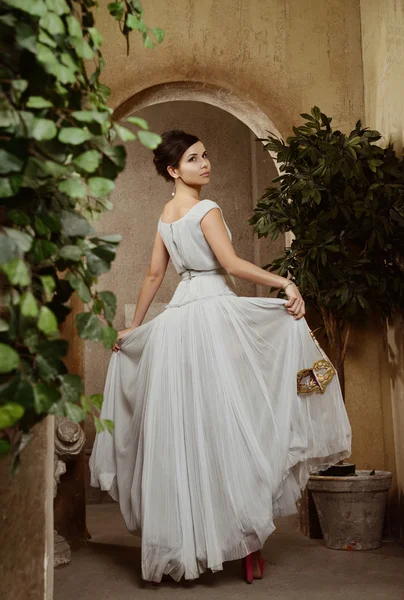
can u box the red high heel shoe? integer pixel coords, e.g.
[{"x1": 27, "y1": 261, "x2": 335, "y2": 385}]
[
  {"x1": 242, "y1": 554, "x2": 254, "y2": 583},
  {"x1": 242, "y1": 551, "x2": 265, "y2": 583}
]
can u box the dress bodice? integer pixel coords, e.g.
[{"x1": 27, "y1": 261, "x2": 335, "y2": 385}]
[{"x1": 157, "y1": 199, "x2": 232, "y2": 276}]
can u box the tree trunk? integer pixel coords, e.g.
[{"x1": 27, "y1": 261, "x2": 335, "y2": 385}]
[{"x1": 319, "y1": 308, "x2": 347, "y2": 401}]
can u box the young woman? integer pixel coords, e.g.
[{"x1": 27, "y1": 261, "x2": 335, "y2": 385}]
[{"x1": 89, "y1": 130, "x2": 351, "y2": 585}]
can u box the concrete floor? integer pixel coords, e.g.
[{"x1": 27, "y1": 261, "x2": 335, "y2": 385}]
[{"x1": 54, "y1": 503, "x2": 404, "y2": 600}]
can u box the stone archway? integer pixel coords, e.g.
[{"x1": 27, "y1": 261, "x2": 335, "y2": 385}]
[
  {"x1": 112, "y1": 80, "x2": 291, "y2": 248},
  {"x1": 113, "y1": 80, "x2": 283, "y2": 169}
]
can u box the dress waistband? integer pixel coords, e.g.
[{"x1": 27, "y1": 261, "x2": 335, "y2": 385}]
[{"x1": 179, "y1": 267, "x2": 227, "y2": 281}]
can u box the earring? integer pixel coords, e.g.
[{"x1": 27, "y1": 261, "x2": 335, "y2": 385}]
[{"x1": 171, "y1": 180, "x2": 176, "y2": 197}]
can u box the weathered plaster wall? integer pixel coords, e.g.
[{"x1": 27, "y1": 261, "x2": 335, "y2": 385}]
[
  {"x1": 0, "y1": 417, "x2": 54, "y2": 600},
  {"x1": 360, "y1": 0, "x2": 404, "y2": 539}
]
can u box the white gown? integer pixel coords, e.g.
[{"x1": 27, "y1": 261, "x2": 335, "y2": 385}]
[{"x1": 89, "y1": 199, "x2": 352, "y2": 582}]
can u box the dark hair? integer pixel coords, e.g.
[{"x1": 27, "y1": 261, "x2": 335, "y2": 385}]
[{"x1": 153, "y1": 130, "x2": 200, "y2": 182}]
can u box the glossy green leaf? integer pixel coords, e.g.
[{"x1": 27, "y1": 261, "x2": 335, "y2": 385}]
[
  {"x1": 102, "y1": 325, "x2": 117, "y2": 348},
  {"x1": 0, "y1": 149, "x2": 24, "y2": 174},
  {"x1": 31, "y1": 118, "x2": 58, "y2": 141},
  {"x1": 58, "y1": 178, "x2": 87, "y2": 199},
  {"x1": 125, "y1": 116, "x2": 148, "y2": 130},
  {"x1": 20, "y1": 291, "x2": 39, "y2": 318},
  {"x1": 0, "y1": 403, "x2": 24, "y2": 429},
  {"x1": 26, "y1": 96, "x2": 53, "y2": 108},
  {"x1": 137, "y1": 130, "x2": 162, "y2": 149},
  {"x1": 33, "y1": 382, "x2": 60, "y2": 414},
  {"x1": 37, "y1": 306, "x2": 58, "y2": 334},
  {"x1": 99, "y1": 291, "x2": 117, "y2": 322},
  {"x1": 76, "y1": 312, "x2": 103, "y2": 341},
  {"x1": 0, "y1": 234, "x2": 19, "y2": 264},
  {"x1": 59, "y1": 245, "x2": 82, "y2": 261},
  {"x1": 88, "y1": 177, "x2": 115, "y2": 197},
  {"x1": 60, "y1": 374, "x2": 83, "y2": 403},
  {"x1": 89, "y1": 393, "x2": 103, "y2": 410},
  {"x1": 58, "y1": 127, "x2": 92, "y2": 145},
  {"x1": 113, "y1": 123, "x2": 136, "y2": 142},
  {"x1": 86, "y1": 251, "x2": 110, "y2": 276},
  {"x1": 73, "y1": 150, "x2": 101, "y2": 173},
  {"x1": 40, "y1": 275, "x2": 56, "y2": 302},
  {"x1": 3, "y1": 227, "x2": 33, "y2": 252},
  {"x1": 60, "y1": 210, "x2": 92, "y2": 237},
  {"x1": 2, "y1": 259, "x2": 30, "y2": 286},
  {"x1": 64, "y1": 402, "x2": 86, "y2": 423},
  {"x1": 0, "y1": 344, "x2": 20, "y2": 373}
]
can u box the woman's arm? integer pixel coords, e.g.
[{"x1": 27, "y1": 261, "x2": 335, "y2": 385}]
[
  {"x1": 112, "y1": 230, "x2": 169, "y2": 351},
  {"x1": 201, "y1": 208, "x2": 305, "y2": 319}
]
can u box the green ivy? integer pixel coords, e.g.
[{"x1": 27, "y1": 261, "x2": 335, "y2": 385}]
[
  {"x1": 0, "y1": 0, "x2": 164, "y2": 464},
  {"x1": 250, "y1": 107, "x2": 404, "y2": 395}
]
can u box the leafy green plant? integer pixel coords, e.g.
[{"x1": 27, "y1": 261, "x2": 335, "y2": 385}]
[
  {"x1": 249, "y1": 107, "x2": 404, "y2": 397},
  {"x1": 0, "y1": 0, "x2": 164, "y2": 463}
]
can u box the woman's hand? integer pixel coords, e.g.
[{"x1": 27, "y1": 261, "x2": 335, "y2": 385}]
[
  {"x1": 283, "y1": 281, "x2": 305, "y2": 320},
  {"x1": 112, "y1": 327, "x2": 136, "y2": 352}
]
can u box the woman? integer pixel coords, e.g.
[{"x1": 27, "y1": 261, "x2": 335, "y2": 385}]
[{"x1": 89, "y1": 130, "x2": 351, "y2": 585}]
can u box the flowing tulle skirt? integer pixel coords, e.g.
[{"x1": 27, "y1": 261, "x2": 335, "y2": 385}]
[{"x1": 89, "y1": 274, "x2": 351, "y2": 582}]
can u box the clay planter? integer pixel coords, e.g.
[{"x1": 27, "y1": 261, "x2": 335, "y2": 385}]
[{"x1": 307, "y1": 470, "x2": 392, "y2": 550}]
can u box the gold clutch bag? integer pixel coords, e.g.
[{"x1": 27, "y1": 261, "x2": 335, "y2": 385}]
[{"x1": 297, "y1": 330, "x2": 337, "y2": 395}]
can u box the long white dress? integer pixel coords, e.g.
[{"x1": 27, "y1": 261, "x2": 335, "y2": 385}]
[{"x1": 89, "y1": 199, "x2": 351, "y2": 582}]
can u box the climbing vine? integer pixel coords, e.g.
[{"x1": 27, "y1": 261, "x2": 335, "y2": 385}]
[{"x1": 0, "y1": 0, "x2": 164, "y2": 463}]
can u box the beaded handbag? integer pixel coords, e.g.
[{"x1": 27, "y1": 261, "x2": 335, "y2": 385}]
[{"x1": 297, "y1": 329, "x2": 337, "y2": 394}]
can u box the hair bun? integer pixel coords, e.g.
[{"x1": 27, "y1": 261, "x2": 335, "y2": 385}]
[{"x1": 152, "y1": 130, "x2": 199, "y2": 182}]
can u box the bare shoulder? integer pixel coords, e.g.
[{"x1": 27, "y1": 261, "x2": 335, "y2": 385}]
[{"x1": 160, "y1": 198, "x2": 200, "y2": 222}]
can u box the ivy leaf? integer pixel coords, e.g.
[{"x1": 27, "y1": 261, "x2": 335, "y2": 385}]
[
  {"x1": 37, "y1": 306, "x2": 58, "y2": 335},
  {"x1": 64, "y1": 402, "x2": 86, "y2": 423},
  {"x1": 60, "y1": 210, "x2": 92, "y2": 237},
  {"x1": 113, "y1": 123, "x2": 136, "y2": 142},
  {"x1": 2, "y1": 258, "x2": 31, "y2": 286},
  {"x1": 89, "y1": 393, "x2": 103, "y2": 410},
  {"x1": 40, "y1": 275, "x2": 56, "y2": 302},
  {"x1": 0, "y1": 343, "x2": 20, "y2": 373},
  {"x1": 99, "y1": 291, "x2": 117, "y2": 322},
  {"x1": 86, "y1": 250, "x2": 110, "y2": 276},
  {"x1": 125, "y1": 116, "x2": 148, "y2": 130},
  {"x1": 73, "y1": 150, "x2": 100, "y2": 173},
  {"x1": 31, "y1": 118, "x2": 57, "y2": 141},
  {"x1": 33, "y1": 382, "x2": 60, "y2": 414},
  {"x1": 65, "y1": 273, "x2": 91, "y2": 303},
  {"x1": 7, "y1": 209, "x2": 30, "y2": 226},
  {"x1": 20, "y1": 291, "x2": 39, "y2": 318},
  {"x1": 91, "y1": 233, "x2": 122, "y2": 245},
  {"x1": 93, "y1": 415, "x2": 105, "y2": 433},
  {"x1": 76, "y1": 312, "x2": 103, "y2": 341},
  {"x1": 0, "y1": 234, "x2": 19, "y2": 264},
  {"x1": 58, "y1": 127, "x2": 92, "y2": 145},
  {"x1": 102, "y1": 325, "x2": 117, "y2": 348},
  {"x1": 0, "y1": 149, "x2": 24, "y2": 174},
  {"x1": 0, "y1": 403, "x2": 24, "y2": 430},
  {"x1": 88, "y1": 177, "x2": 115, "y2": 197},
  {"x1": 26, "y1": 96, "x2": 53, "y2": 109},
  {"x1": 58, "y1": 178, "x2": 87, "y2": 198},
  {"x1": 3, "y1": 227, "x2": 33, "y2": 252},
  {"x1": 59, "y1": 245, "x2": 83, "y2": 261},
  {"x1": 39, "y1": 11, "x2": 65, "y2": 35},
  {"x1": 151, "y1": 27, "x2": 164, "y2": 44},
  {"x1": 137, "y1": 130, "x2": 162, "y2": 149},
  {"x1": 60, "y1": 374, "x2": 83, "y2": 403},
  {"x1": 32, "y1": 239, "x2": 57, "y2": 261}
]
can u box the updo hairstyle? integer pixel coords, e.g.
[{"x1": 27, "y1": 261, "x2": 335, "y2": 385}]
[{"x1": 153, "y1": 130, "x2": 199, "y2": 182}]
